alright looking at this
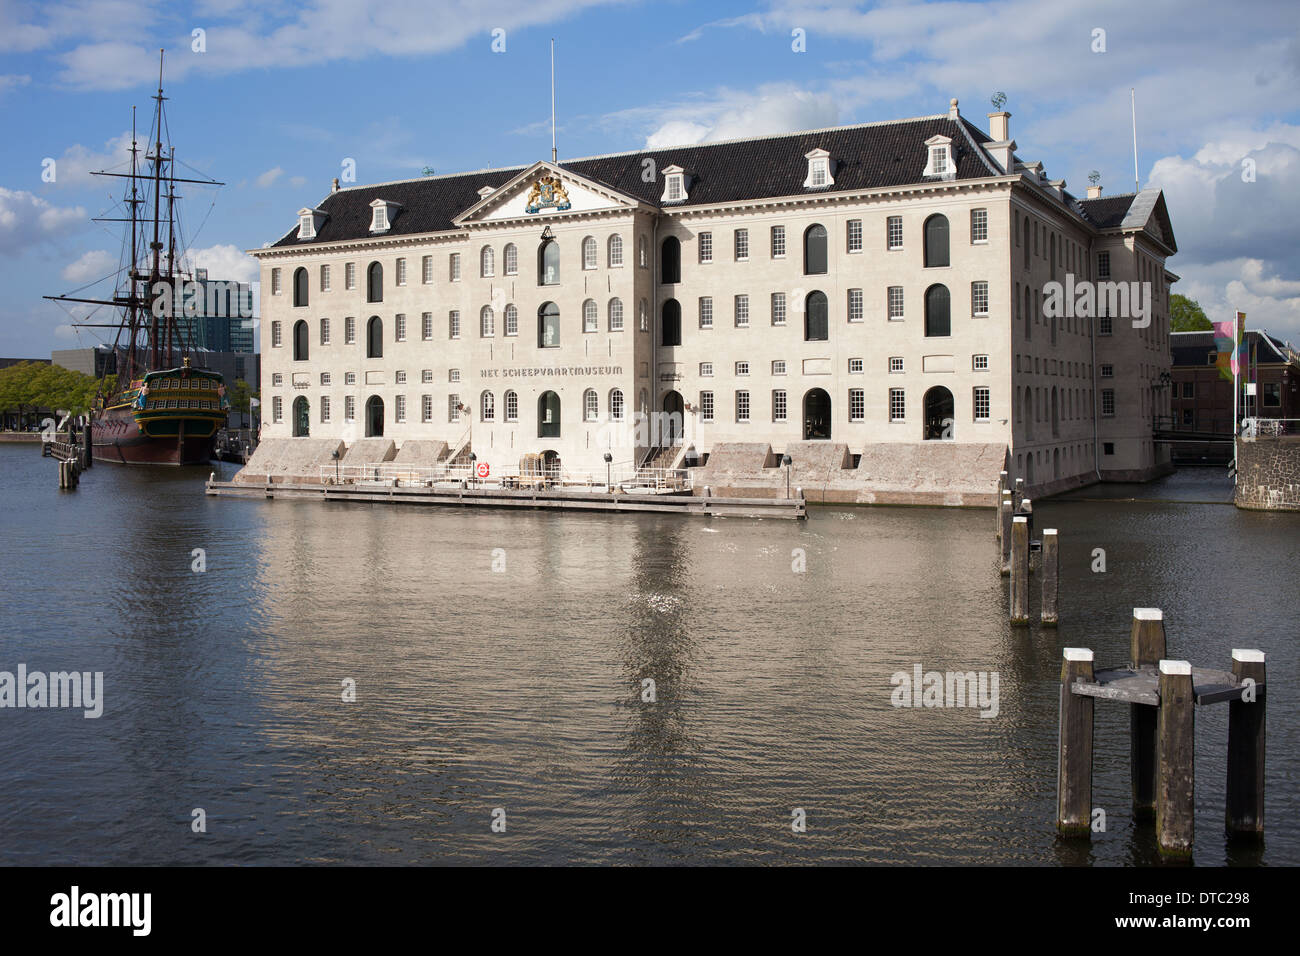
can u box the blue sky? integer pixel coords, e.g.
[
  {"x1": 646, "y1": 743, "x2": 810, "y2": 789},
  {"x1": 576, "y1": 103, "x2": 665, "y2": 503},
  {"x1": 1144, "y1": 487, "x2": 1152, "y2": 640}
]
[{"x1": 3, "y1": 0, "x2": 1299, "y2": 357}]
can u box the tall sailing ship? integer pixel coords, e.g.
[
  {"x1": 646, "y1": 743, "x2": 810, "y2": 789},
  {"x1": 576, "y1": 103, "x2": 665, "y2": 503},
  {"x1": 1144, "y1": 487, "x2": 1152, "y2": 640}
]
[{"x1": 46, "y1": 51, "x2": 228, "y2": 466}]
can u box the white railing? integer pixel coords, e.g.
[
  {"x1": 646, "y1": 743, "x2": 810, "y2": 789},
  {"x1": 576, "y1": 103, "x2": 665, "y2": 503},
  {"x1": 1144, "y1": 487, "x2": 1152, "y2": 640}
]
[
  {"x1": 1241, "y1": 418, "x2": 1300, "y2": 438},
  {"x1": 318, "y1": 461, "x2": 694, "y2": 493},
  {"x1": 320, "y1": 462, "x2": 474, "y2": 485}
]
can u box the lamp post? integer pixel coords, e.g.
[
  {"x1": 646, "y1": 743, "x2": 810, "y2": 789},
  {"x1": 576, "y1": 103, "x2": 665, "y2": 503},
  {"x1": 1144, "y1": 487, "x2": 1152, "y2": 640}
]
[
  {"x1": 604, "y1": 451, "x2": 613, "y2": 492},
  {"x1": 782, "y1": 453, "x2": 792, "y2": 498},
  {"x1": 331, "y1": 447, "x2": 340, "y2": 482},
  {"x1": 468, "y1": 451, "x2": 477, "y2": 487}
]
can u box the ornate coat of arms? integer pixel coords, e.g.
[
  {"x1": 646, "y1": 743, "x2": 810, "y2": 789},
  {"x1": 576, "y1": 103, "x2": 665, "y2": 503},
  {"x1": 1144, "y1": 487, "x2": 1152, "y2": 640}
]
[{"x1": 525, "y1": 176, "x2": 571, "y2": 214}]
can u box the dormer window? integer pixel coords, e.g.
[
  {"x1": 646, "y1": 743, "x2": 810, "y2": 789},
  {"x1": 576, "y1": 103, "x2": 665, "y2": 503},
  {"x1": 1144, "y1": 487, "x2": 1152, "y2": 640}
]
[
  {"x1": 803, "y1": 149, "x2": 834, "y2": 189},
  {"x1": 661, "y1": 165, "x2": 689, "y2": 203},
  {"x1": 922, "y1": 136, "x2": 954, "y2": 179},
  {"x1": 297, "y1": 207, "x2": 326, "y2": 240},
  {"x1": 369, "y1": 198, "x2": 399, "y2": 233},
  {"x1": 477, "y1": 185, "x2": 495, "y2": 199}
]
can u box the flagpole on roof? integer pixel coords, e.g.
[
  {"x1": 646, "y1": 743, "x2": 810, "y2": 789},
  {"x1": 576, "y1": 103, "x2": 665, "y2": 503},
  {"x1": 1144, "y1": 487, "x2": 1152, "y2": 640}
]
[{"x1": 551, "y1": 38, "x2": 557, "y2": 164}]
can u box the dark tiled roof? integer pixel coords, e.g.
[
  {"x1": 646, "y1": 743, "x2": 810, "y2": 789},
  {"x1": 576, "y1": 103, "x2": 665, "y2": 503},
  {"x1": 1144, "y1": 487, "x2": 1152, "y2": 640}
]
[
  {"x1": 1170, "y1": 330, "x2": 1299, "y2": 367},
  {"x1": 1078, "y1": 193, "x2": 1136, "y2": 228},
  {"x1": 271, "y1": 116, "x2": 999, "y2": 248}
]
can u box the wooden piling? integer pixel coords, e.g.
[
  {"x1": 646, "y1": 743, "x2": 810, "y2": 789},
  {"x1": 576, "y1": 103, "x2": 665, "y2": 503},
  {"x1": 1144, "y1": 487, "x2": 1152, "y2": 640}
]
[
  {"x1": 1129, "y1": 607, "x2": 1166, "y2": 819},
  {"x1": 1000, "y1": 495, "x2": 1013, "y2": 575},
  {"x1": 1040, "y1": 529, "x2": 1059, "y2": 626},
  {"x1": 1009, "y1": 516, "x2": 1029, "y2": 624},
  {"x1": 1057, "y1": 647, "x2": 1095, "y2": 838},
  {"x1": 1226, "y1": 649, "x2": 1266, "y2": 839},
  {"x1": 996, "y1": 471, "x2": 1008, "y2": 539},
  {"x1": 1156, "y1": 659, "x2": 1195, "y2": 857},
  {"x1": 81, "y1": 419, "x2": 93, "y2": 469},
  {"x1": 1013, "y1": 477, "x2": 1024, "y2": 512}
]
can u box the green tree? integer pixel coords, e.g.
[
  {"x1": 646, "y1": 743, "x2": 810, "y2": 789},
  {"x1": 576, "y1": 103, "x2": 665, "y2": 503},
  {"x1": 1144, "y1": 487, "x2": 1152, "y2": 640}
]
[
  {"x1": 1171, "y1": 294, "x2": 1211, "y2": 332},
  {"x1": 227, "y1": 378, "x2": 258, "y2": 428}
]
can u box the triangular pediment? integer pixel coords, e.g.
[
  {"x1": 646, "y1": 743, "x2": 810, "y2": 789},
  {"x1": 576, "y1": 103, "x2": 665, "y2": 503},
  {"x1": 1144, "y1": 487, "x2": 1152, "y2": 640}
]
[{"x1": 454, "y1": 161, "x2": 644, "y2": 225}]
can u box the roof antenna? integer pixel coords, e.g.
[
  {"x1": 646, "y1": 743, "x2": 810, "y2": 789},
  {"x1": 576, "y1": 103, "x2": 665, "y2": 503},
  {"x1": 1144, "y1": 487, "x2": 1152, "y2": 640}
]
[
  {"x1": 1131, "y1": 87, "x2": 1140, "y2": 193},
  {"x1": 550, "y1": 38, "x2": 557, "y2": 164}
]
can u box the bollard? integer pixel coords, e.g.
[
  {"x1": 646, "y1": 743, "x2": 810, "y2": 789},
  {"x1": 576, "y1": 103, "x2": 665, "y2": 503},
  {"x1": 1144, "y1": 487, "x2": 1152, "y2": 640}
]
[
  {"x1": 82, "y1": 422, "x2": 93, "y2": 469},
  {"x1": 996, "y1": 470, "x2": 1008, "y2": 539},
  {"x1": 1040, "y1": 529, "x2": 1059, "y2": 626},
  {"x1": 1057, "y1": 647, "x2": 1095, "y2": 837},
  {"x1": 1156, "y1": 659, "x2": 1195, "y2": 858},
  {"x1": 1226, "y1": 649, "x2": 1266, "y2": 839},
  {"x1": 1009, "y1": 516, "x2": 1029, "y2": 624},
  {"x1": 1000, "y1": 495, "x2": 1013, "y2": 574},
  {"x1": 1129, "y1": 608, "x2": 1166, "y2": 819},
  {"x1": 1013, "y1": 477, "x2": 1024, "y2": 512}
]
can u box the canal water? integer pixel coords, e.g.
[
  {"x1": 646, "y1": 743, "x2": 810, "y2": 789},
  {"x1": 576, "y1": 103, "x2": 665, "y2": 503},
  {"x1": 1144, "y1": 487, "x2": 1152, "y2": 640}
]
[{"x1": 0, "y1": 444, "x2": 1294, "y2": 865}]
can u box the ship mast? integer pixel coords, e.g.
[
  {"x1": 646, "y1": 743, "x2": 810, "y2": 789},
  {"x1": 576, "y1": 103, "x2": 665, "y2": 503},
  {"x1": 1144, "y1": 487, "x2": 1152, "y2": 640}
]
[{"x1": 148, "y1": 49, "x2": 165, "y2": 371}]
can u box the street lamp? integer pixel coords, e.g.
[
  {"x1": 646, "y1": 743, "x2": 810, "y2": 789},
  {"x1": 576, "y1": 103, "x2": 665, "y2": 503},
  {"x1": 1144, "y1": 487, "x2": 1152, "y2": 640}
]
[
  {"x1": 604, "y1": 451, "x2": 613, "y2": 492},
  {"x1": 468, "y1": 451, "x2": 477, "y2": 487},
  {"x1": 782, "y1": 453, "x2": 792, "y2": 498},
  {"x1": 331, "y1": 448, "x2": 340, "y2": 483}
]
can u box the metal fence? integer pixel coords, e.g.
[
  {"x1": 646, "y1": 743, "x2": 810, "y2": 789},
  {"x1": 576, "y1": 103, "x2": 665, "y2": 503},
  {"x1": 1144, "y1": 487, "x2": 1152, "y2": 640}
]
[{"x1": 319, "y1": 462, "x2": 693, "y2": 492}]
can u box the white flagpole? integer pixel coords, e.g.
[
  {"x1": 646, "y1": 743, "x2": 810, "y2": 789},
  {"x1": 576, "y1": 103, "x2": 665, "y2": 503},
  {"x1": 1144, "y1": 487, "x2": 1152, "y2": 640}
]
[
  {"x1": 550, "y1": 39, "x2": 557, "y2": 164},
  {"x1": 1131, "y1": 88, "x2": 1140, "y2": 193}
]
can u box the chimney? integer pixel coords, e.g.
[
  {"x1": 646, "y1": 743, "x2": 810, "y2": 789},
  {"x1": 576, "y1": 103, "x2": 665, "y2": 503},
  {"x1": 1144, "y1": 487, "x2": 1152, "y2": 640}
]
[
  {"x1": 988, "y1": 111, "x2": 1010, "y2": 142},
  {"x1": 331, "y1": 178, "x2": 340, "y2": 193},
  {"x1": 948, "y1": 97, "x2": 960, "y2": 120},
  {"x1": 1086, "y1": 184, "x2": 1103, "y2": 199}
]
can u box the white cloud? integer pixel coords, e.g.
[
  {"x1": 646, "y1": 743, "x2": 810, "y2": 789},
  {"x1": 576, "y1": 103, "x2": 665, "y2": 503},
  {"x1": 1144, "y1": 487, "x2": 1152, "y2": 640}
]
[
  {"x1": 638, "y1": 86, "x2": 842, "y2": 148},
  {"x1": 0, "y1": 187, "x2": 85, "y2": 252},
  {"x1": 60, "y1": 248, "x2": 116, "y2": 283},
  {"x1": 45, "y1": 131, "x2": 135, "y2": 189},
  {"x1": 289, "y1": 175, "x2": 307, "y2": 188},
  {"x1": 0, "y1": 74, "x2": 31, "y2": 94},
  {"x1": 256, "y1": 166, "x2": 283, "y2": 188},
  {"x1": 182, "y1": 243, "x2": 258, "y2": 284}
]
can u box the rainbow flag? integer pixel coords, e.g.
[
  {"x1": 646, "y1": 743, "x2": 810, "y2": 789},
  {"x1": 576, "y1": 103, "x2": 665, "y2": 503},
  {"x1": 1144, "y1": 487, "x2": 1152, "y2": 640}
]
[{"x1": 1211, "y1": 311, "x2": 1247, "y2": 381}]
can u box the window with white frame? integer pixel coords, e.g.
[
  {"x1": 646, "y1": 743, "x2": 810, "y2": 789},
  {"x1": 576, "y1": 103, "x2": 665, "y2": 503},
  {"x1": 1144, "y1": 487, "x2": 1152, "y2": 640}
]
[
  {"x1": 271, "y1": 372, "x2": 283, "y2": 386},
  {"x1": 370, "y1": 202, "x2": 389, "y2": 232},
  {"x1": 699, "y1": 362, "x2": 713, "y2": 376},
  {"x1": 422, "y1": 369, "x2": 433, "y2": 384},
  {"x1": 772, "y1": 389, "x2": 787, "y2": 422},
  {"x1": 449, "y1": 369, "x2": 460, "y2": 382},
  {"x1": 448, "y1": 394, "x2": 460, "y2": 422},
  {"x1": 772, "y1": 359, "x2": 786, "y2": 375},
  {"x1": 924, "y1": 137, "x2": 952, "y2": 177},
  {"x1": 803, "y1": 149, "x2": 833, "y2": 188},
  {"x1": 320, "y1": 317, "x2": 331, "y2": 344},
  {"x1": 973, "y1": 387, "x2": 991, "y2": 421},
  {"x1": 480, "y1": 246, "x2": 495, "y2": 278},
  {"x1": 735, "y1": 361, "x2": 750, "y2": 376},
  {"x1": 847, "y1": 288, "x2": 863, "y2": 323},
  {"x1": 610, "y1": 388, "x2": 624, "y2": 421},
  {"x1": 662, "y1": 166, "x2": 687, "y2": 202},
  {"x1": 698, "y1": 297, "x2": 713, "y2": 329},
  {"x1": 345, "y1": 262, "x2": 356, "y2": 290},
  {"x1": 582, "y1": 236, "x2": 597, "y2": 270},
  {"x1": 849, "y1": 388, "x2": 865, "y2": 422},
  {"x1": 394, "y1": 395, "x2": 405, "y2": 423},
  {"x1": 735, "y1": 390, "x2": 750, "y2": 422},
  {"x1": 319, "y1": 396, "x2": 331, "y2": 422},
  {"x1": 639, "y1": 299, "x2": 648, "y2": 331},
  {"x1": 505, "y1": 390, "x2": 518, "y2": 421},
  {"x1": 771, "y1": 292, "x2": 787, "y2": 326},
  {"x1": 847, "y1": 219, "x2": 863, "y2": 252},
  {"x1": 480, "y1": 305, "x2": 495, "y2": 337},
  {"x1": 505, "y1": 303, "x2": 519, "y2": 336},
  {"x1": 583, "y1": 299, "x2": 598, "y2": 333},
  {"x1": 395, "y1": 370, "x2": 406, "y2": 385},
  {"x1": 887, "y1": 216, "x2": 903, "y2": 250},
  {"x1": 889, "y1": 388, "x2": 906, "y2": 421},
  {"x1": 344, "y1": 371, "x2": 356, "y2": 385},
  {"x1": 395, "y1": 314, "x2": 406, "y2": 341},
  {"x1": 481, "y1": 391, "x2": 495, "y2": 421},
  {"x1": 848, "y1": 358, "x2": 864, "y2": 374},
  {"x1": 889, "y1": 356, "x2": 904, "y2": 373},
  {"x1": 271, "y1": 320, "x2": 282, "y2": 347},
  {"x1": 272, "y1": 396, "x2": 283, "y2": 422},
  {"x1": 972, "y1": 354, "x2": 989, "y2": 371},
  {"x1": 271, "y1": 268, "x2": 282, "y2": 295},
  {"x1": 971, "y1": 208, "x2": 988, "y2": 243},
  {"x1": 422, "y1": 312, "x2": 433, "y2": 340},
  {"x1": 607, "y1": 235, "x2": 622, "y2": 268},
  {"x1": 321, "y1": 264, "x2": 331, "y2": 291},
  {"x1": 700, "y1": 390, "x2": 714, "y2": 422},
  {"x1": 395, "y1": 258, "x2": 406, "y2": 286},
  {"x1": 449, "y1": 253, "x2": 461, "y2": 282},
  {"x1": 320, "y1": 371, "x2": 331, "y2": 385},
  {"x1": 888, "y1": 286, "x2": 904, "y2": 320},
  {"x1": 1101, "y1": 364, "x2": 1114, "y2": 378},
  {"x1": 344, "y1": 395, "x2": 355, "y2": 422},
  {"x1": 504, "y1": 243, "x2": 518, "y2": 275},
  {"x1": 422, "y1": 255, "x2": 433, "y2": 284},
  {"x1": 734, "y1": 229, "x2": 749, "y2": 261},
  {"x1": 971, "y1": 280, "x2": 989, "y2": 317},
  {"x1": 698, "y1": 232, "x2": 713, "y2": 263},
  {"x1": 771, "y1": 225, "x2": 786, "y2": 258},
  {"x1": 449, "y1": 310, "x2": 461, "y2": 339},
  {"x1": 608, "y1": 298, "x2": 623, "y2": 331},
  {"x1": 1101, "y1": 389, "x2": 1115, "y2": 416},
  {"x1": 583, "y1": 388, "x2": 598, "y2": 421},
  {"x1": 421, "y1": 394, "x2": 433, "y2": 422},
  {"x1": 734, "y1": 295, "x2": 749, "y2": 328}
]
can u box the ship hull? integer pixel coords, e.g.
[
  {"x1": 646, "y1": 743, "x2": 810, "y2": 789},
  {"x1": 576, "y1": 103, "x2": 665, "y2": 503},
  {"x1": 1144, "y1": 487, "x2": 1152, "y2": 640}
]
[{"x1": 91, "y1": 367, "x2": 226, "y2": 466}]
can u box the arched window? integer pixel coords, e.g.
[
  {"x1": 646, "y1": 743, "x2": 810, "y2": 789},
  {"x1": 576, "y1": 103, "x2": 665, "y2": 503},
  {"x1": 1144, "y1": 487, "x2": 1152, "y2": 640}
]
[
  {"x1": 1023, "y1": 388, "x2": 1034, "y2": 439},
  {"x1": 608, "y1": 297, "x2": 624, "y2": 331},
  {"x1": 538, "y1": 239, "x2": 560, "y2": 285},
  {"x1": 480, "y1": 245, "x2": 495, "y2": 278},
  {"x1": 639, "y1": 299, "x2": 648, "y2": 332},
  {"x1": 923, "y1": 214, "x2": 949, "y2": 267},
  {"x1": 292, "y1": 396, "x2": 309, "y2": 437},
  {"x1": 661, "y1": 299, "x2": 681, "y2": 346},
  {"x1": 923, "y1": 386, "x2": 954, "y2": 440},
  {"x1": 609, "y1": 388, "x2": 625, "y2": 421},
  {"x1": 538, "y1": 301, "x2": 560, "y2": 348},
  {"x1": 1049, "y1": 233, "x2": 1056, "y2": 281},
  {"x1": 583, "y1": 299, "x2": 598, "y2": 333},
  {"x1": 365, "y1": 395, "x2": 384, "y2": 437},
  {"x1": 292, "y1": 319, "x2": 309, "y2": 361},
  {"x1": 503, "y1": 243, "x2": 518, "y2": 276},
  {"x1": 504, "y1": 303, "x2": 518, "y2": 336},
  {"x1": 639, "y1": 388, "x2": 648, "y2": 415},
  {"x1": 1024, "y1": 286, "x2": 1032, "y2": 340},
  {"x1": 1051, "y1": 387, "x2": 1059, "y2": 437},
  {"x1": 661, "y1": 237, "x2": 681, "y2": 283},
  {"x1": 638, "y1": 235, "x2": 648, "y2": 268},
  {"x1": 538, "y1": 391, "x2": 561, "y2": 438},
  {"x1": 481, "y1": 390, "x2": 495, "y2": 421},
  {"x1": 583, "y1": 388, "x2": 598, "y2": 421},
  {"x1": 924, "y1": 284, "x2": 951, "y2": 337},
  {"x1": 608, "y1": 234, "x2": 623, "y2": 268},
  {"x1": 366, "y1": 315, "x2": 383, "y2": 358},
  {"x1": 480, "y1": 305, "x2": 495, "y2": 337},
  {"x1": 1023, "y1": 217, "x2": 1031, "y2": 268},
  {"x1": 804, "y1": 224, "x2": 827, "y2": 275},
  {"x1": 582, "y1": 236, "x2": 597, "y2": 270},
  {"x1": 804, "y1": 291, "x2": 828, "y2": 341},
  {"x1": 504, "y1": 390, "x2": 518, "y2": 422},
  {"x1": 293, "y1": 267, "x2": 308, "y2": 307},
  {"x1": 366, "y1": 261, "x2": 382, "y2": 302}
]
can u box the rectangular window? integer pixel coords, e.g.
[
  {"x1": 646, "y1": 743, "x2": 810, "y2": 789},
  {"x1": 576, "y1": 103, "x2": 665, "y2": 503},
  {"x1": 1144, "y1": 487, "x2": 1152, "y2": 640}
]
[
  {"x1": 971, "y1": 280, "x2": 989, "y2": 317},
  {"x1": 771, "y1": 225, "x2": 786, "y2": 258},
  {"x1": 848, "y1": 358, "x2": 864, "y2": 374},
  {"x1": 698, "y1": 231, "x2": 712, "y2": 263},
  {"x1": 271, "y1": 320, "x2": 282, "y2": 347},
  {"x1": 422, "y1": 369, "x2": 433, "y2": 384},
  {"x1": 422, "y1": 256, "x2": 433, "y2": 284},
  {"x1": 735, "y1": 390, "x2": 750, "y2": 423},
  {"x1": 272, "y1": 396, "x2": 282, "y2": 422},
  {"x1": 344, "y1": 395, "x2": 355, "y2": 422},
  {"x1": 395, "y1": 314, "x2": 406, "y2": 341},
  {"x1": 345, "y1": 262, "x2": 356, "y2": 290},
  {"x1": 395, "y1": 395, "x2": 406, "y2": 423},
  {"x1": 972, "y1": 354, "x2": 989, "y2": 371},
  {"x1": 345, "y1": 316, "x2": 356, "y2": 344},
  {"x1": 1097, "y1": 251, "x2": 1111, "y2": 278},
  {"x1": 320, "y1": 318, "x2": 331, "y2": 344},
  {"x1": 772, "y1": 359, "x2": 787, "y2": 375},
  {"x1": 888, "y1": 286, "x2": 904, "y2": 320},
  {"x1": 271, "y1": 372, "x2": 283, "y2": 387},
  {"x1": 698, "y1": 297, "x2": 713, "y2": 329},
  {"x1": 505, "y1": 392, "x2": 518, "y2": 421},
  {"x1": 734, "y1": 295, "x2": 749, "y2": 328},
  {"x1": 849, "y1": 388, "x2": 865, "y2": 422},
  {"x1": 321, "y1": 264, "x2": 331, "y2": 291},
  {"x1": 422, "y1": 312, "x2": 433, "y2": 341},
  {"x1": 889, "y1": 356, "x2": 904, "y2": 373},
  {"x1": 735, "y1": 361, "x2": 750, "y2": 376},
  {"x1": 449, "y1": 369, "x2": 460, "y2": 383},
  {"x1": 887, "y1": 216, "x2": 903, "y2": 250},
  {"x1": 449, "y1": 311, "x2": 461, "y2": 339},
  {"x1": 700, "y1": 390, "x2": 714, "y2": 422},
  {"x1": 422, "y1": 395, "x2": 433, "y2": 422},
  {"x1": 772, "y1": 389, "x2": 787, "y2": 423},
  {"x1": 971, "y1": 208, "x2": 988, "y2": 243},
  {"x1": 973, "y1": 387, "x2": 990, "y2": 421},
  {"x1": 1099, "y1": 314, "x2": 1113, "y2": 336},
  {"x1": 321, "y1": 396, "x2": 331, "y2": 422},
  {"x1": 448, "y1": 394, "x2": 460, "y2": 422},
  {"x1": 699, "y1": 362, "x2": 713, "y2": 377},
  {"x1": 344, "y1": 372, "x2": 356, "y2": 385},
  {"x1": 1181, "y1": 380, "x2": 1193, "y2": 397},
  {"x1": 320, "y1": 371, "x2": 331, "y2": 386},
  {"x1": 1101, "y1": 364, "x2": 1115, "y2": 378},
  {"x1": 1101, "y1": 389, "x2": 1116, "y2": 416},
  {"x1": 395, "y1": 370, "x2": 406, "y2": 385},
  {"x1": 396, "y1": 258, "x2": 407, "y2": 286},
  {"x1": 847, "y1": 288, "x2": 863, "y2": 323},
  {"x1": 889, "y1": 388, "x2": 906, "y2": 421},
  {"x1": 771, "y1": 292, "x2": 787, "y2": 326},
  {"x1": 847, "y1": 219, "x2": 863, "y2": 253},
  {"x1": 449, "y1": 253, "x2": 461, "y2": 282},
  {"x1": 734, "y1": 228, "x2": 749, "y2": 261},
  {"x1": 271, "y1": 268, "x2": 282, "y2": 295}
]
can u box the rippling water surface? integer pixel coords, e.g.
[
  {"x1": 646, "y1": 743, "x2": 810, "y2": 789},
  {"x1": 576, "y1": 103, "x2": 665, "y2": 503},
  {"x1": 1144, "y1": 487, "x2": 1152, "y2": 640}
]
[{"x1": 1, "y1": 446, "x2": 1295, "y2": 865}]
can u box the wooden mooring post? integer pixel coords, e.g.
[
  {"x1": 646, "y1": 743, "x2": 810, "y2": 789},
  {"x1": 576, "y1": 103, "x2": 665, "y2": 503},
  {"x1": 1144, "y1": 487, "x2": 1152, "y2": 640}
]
[
  {"x1": 1056, "y1": 616, "x2": 1267, "y2": 857},
  {"x1": 1009, "y1": 516, "x2": 1029, "y2": 624},
  {"x1": 1040, "y1": 528, "x2": 1058, "y2": 626},
  {"x1": 999, "y1": 493, "x2": 1013, "y2": 574},
  {"x1": 1130, "y1": 608, "x2": 1166, "y2": 820},
  {"x1": 996, "y1": 470, "x2": 1007, "y2": 539}
]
